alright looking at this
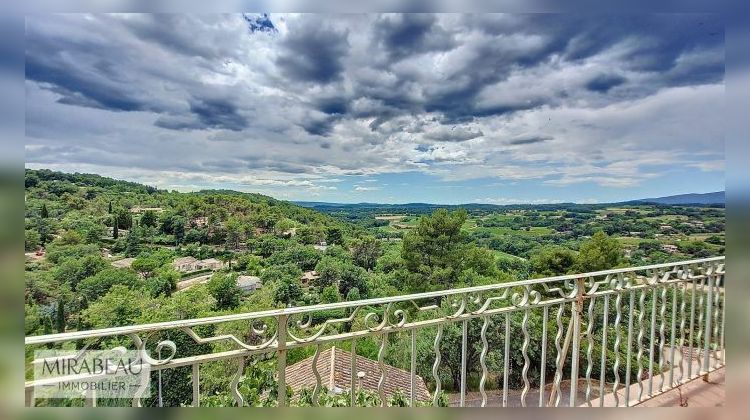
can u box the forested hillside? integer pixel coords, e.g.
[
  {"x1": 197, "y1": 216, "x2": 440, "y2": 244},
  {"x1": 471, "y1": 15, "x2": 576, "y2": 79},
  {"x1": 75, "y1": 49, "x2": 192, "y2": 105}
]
[{"x1": 24, "y1": 169, "x2": 724, "y2": 406}]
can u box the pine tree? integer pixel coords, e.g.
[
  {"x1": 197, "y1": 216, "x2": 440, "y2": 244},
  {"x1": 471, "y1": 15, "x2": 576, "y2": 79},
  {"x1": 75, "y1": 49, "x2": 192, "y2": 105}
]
[
  {"x1": 108, "y1": 201, "x2": 113, "y2": 214},
  {"x1": 40, "y1": 203, "x2": 49, "y2": 218},
  {"x1": 112, "y1": 219, "x2": 119, "y2": 239},
  {"x1": 55, "y1": 297, "x2": 65, "y2": 333}
]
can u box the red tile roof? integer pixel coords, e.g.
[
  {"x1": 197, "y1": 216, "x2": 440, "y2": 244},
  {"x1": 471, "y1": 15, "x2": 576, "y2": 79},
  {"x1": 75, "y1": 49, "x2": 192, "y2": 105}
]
[{"x1": 285, "y1": 346, "x2": 431, "y2": 402}]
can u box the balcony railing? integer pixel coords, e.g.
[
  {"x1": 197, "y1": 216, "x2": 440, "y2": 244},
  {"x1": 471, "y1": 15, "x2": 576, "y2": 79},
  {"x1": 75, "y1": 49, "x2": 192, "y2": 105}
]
[{"x1": 25, "y1": 256, "x2": 725, "y2": 407}]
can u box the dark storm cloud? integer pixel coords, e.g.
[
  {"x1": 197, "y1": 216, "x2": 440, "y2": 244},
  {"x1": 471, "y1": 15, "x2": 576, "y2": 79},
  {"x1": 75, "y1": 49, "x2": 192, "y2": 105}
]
[
  {"x1": 315, "y1": 96, "x2": 349, "y2": 115},
  {"x1": 25, "y1": 40, "x2": 147, "y2": 112},
  {"x1": 508, "y1": 135, "x2": 553, "y2": 145},
  {"x1": 24, "y1": 13, "x2": 725, "y2": 189},
  {"x1": 585, "y1": 74, "x2": 627, "y2": 93},
  {"x1": 373, "y1": 13, "x2": 454, "y2": 60},
  {"x1": 275, "y1": 18, "x2": 350, "y2": 84},
  {"x1": 188, "y1": 97, "x2": 248, "y2": 131},
  {"x1": 299, "y1": 115, "x2": 335, "y2": 136}
]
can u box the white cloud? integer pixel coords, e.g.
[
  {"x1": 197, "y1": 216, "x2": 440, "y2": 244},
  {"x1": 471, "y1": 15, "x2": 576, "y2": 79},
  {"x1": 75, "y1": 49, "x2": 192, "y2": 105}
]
[{"x1": 24, "y1": 13, "x2": 725, "y2": 200}]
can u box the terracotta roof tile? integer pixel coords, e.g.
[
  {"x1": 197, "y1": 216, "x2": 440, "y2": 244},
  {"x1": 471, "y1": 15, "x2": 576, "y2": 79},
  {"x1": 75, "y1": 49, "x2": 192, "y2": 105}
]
[{"x1": 285, "y1": 346, "x2": 431, "y2": 402}]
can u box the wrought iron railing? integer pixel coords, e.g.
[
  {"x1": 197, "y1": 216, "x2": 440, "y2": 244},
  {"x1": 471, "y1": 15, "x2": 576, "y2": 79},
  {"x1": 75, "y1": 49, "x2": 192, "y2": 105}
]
[{"x1": 25, "y1": 256, "x2": 725, "y2": 407}]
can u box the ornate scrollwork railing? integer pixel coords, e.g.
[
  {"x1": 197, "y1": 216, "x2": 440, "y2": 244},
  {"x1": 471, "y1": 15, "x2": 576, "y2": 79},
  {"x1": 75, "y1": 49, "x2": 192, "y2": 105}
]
[{"x1": 25, "y1": 256, "x2": 725, "y2": 407}]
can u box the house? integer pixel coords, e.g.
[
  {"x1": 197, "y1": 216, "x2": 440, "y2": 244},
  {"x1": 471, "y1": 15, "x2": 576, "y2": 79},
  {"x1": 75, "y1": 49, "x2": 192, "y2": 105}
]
[
  {"x1": 285, "y1": 346, "x2": 430, "y2": 403},
  {"x1": 173, "y1": 256, "x2": 199, "y2": 272},
  {"x1": 236, "y1": 275, "x2": 262, "y2": 293},
  {"x1": 191, "y1": 216, "x2": 208, "y2": 228},
  {"x1": 661, "y1": 244, "x2": 679, "y2": 254},
  {"x1": 130, "y1": 206, "x2": 164, "y2": 214},
  {"x1": 301, "y1": 270, "x2": 320, "y2": 286},
  {"x1": 198, "y1": 258, "x2": 224, "y2": 271},
  {"x1": 282, "y1": 227, "x2": 297, "y2": 238},
  {"x1": 659, "y1": 225, "x2": 673, "y2": 231},
  {"x1": 111, "y1": 257, "x2": 135, "y2": 269},
  {"x1": 313, "y1": 240, "x2": 328, "y2": 252}
]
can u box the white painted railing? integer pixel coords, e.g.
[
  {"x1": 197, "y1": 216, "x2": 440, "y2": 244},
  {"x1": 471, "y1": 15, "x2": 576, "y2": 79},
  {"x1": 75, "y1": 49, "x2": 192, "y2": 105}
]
[{"x1": 25, "y1": 256, "x2": 725, "y2": 407}]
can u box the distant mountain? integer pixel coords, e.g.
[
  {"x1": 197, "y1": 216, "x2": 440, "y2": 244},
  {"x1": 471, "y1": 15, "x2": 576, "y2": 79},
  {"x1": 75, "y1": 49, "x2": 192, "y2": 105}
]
[{"x1": 628, "y1": 191, "x2": 725, "y2": 205}]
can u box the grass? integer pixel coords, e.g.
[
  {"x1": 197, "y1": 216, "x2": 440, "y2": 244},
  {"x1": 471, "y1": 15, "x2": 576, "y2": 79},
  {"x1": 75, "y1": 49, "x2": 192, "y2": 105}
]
[{"x1": 473, "y1": 226, "x2": 553, "y2": 236}]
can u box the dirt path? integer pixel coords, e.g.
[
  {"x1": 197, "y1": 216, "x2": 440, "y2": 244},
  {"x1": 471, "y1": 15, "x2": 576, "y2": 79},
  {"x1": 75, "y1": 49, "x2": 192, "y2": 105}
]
[{"x1": 176, "y1": 273, "x2": 213, "y2": 291}]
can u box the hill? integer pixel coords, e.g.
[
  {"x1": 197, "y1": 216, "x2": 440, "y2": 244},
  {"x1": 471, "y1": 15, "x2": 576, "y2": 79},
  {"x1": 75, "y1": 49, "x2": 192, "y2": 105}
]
[{"x1": 627, "y1": 191, "x2": 725, "y2": 205}]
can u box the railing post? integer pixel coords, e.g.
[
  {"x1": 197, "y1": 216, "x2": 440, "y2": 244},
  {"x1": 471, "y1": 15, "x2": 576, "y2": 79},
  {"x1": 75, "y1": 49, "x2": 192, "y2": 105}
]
[
  {"x1": 569, "y1": 277, "x2": 585, "y2": 407},
  {"x1": 277, "y1": 314, "x2": 288, "y2": 407},
  {"x1": 703, "y1": 266, "x2": 714, "y2": 375}
]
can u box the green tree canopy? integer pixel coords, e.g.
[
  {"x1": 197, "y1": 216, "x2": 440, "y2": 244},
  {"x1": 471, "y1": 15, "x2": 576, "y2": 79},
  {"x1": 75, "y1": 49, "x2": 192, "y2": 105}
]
[
  {"x1": 575, "y1": 231, "x2": 622, "y2": 272},
  {"x1": 530, "y1": 246, "x2": 577, "y2": 277},
  {"x1": 350, "y1": 236, "x2": 382, "y2": 271},
  {"x1": 207, "y1": 272, "x2": 242, "y2": 310},
  {"x1": 78, "y1": 268, "x2": 140, "y2": 303},
  {"x1": 400, "y1": 209, "x2": 468, "y2": 292}
]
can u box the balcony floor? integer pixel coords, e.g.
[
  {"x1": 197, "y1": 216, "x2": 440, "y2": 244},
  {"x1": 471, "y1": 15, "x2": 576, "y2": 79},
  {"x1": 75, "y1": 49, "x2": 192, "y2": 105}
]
[{"x1": 634, "y1": 367, "x2": 724, "y2": 407}]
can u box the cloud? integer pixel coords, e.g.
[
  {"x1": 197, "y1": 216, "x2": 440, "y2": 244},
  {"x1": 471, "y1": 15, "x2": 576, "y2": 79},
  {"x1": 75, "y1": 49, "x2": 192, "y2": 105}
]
[
  {"x1": 373, "y1": 13, "x2": 455, "y2": 60},
  {"x1": 275, "y1": 17, "x2": 350, "y2": 84},
  {"x1": 585, "y1": 74, "x2": 627, "y2": 93},
  {"x1": 424, "y1": 125, "x2": 484, "y2": 142},
  {"x1": 24, "y1": 13, "x2": 725, "y2": 201},
  {"x1": 507, "y1": 135, "x2": 553, "y2": 146}
]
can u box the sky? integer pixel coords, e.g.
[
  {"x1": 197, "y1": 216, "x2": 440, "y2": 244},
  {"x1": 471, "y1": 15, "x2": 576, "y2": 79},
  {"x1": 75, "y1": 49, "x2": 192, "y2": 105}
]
[{"x1": 24, "y1": 13, "x2": 725, "y2": 204}]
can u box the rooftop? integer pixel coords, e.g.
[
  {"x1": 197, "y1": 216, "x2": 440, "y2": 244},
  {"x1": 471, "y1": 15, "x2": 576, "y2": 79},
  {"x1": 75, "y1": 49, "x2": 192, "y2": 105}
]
[{"x1": 285, "y1": 346, "x2": 430, "y2": 403}]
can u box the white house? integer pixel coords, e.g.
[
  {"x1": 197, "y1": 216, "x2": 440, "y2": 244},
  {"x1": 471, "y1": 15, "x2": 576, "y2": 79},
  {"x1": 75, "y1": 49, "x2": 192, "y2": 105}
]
[
  {"x1": 237, "y1": 275, "x2": 262, "y2": 293},
  {"x1": 173, "y1": 256, "x2": 199, "y2": 272}
]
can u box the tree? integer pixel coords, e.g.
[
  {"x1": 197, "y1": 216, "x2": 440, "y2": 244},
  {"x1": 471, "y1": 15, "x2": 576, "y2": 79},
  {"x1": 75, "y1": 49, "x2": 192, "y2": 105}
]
[
  {"x1": 84, "y1": 225, "x2": 103, "y2": 244},
  {"x1": 25, "y1": 229, "x2": 41, "y2": 251},
  {"x1": 326, "y1": 226, "x2": 344, "y2": 245},
  {"x1": 338, "y1": 264, "x2": 369, "y2": 298},
  {"x1": 207, "y1": 272, "x2": 242, "y2": 309},
  {"x1": 112, "y1": 219, "x2": 119, "y2": 239},
  {"x1": 171, "y1": 216, "x2": 188, "y2": 244},
  {"x1": 401, "y1": 209, "x2": 468, "y2": 292},
  {"x1": 53, "y1": 254, "x2": 108, "y2": 290},
  {"x1": 131, "y1": 255, "x2": 162, "y2": 278},
  {"x1": 321, "y1": 285, "x2": 341, "y2": 303},
  {"x1": 25, "y1": 171, "x2": 40, "y2": 189},
  {"x1": 40, "y1": 203, "x2": 49, "y2": 219},
  {"x1": 108, "y1": 201, "x2": 113, "y2": 214},
  {"x1": 530, "y1": 246, "x2": 577, "y2": 277},
  {"x1": 124, "y1": 228, "x2": 142, "y2": 257},
  {"x1": 83, "y1": 285, "x2": 151, "y2": 328},
  {"x1": 148, "y1": 267, "x2": 180, "y2": 297},
  {"x1": 297, "y1": 224, "x2": 327, "y2": 244},
  {"x1": 224, "y1": 217, "x2": 243, "y2": 250},
  {"x1": 345, "y1": 287, "x2": 361, "y2": 302},
  {"x1": 252, "y1": 235, "x2": 285, "y2": 258},
  {"x1": 268, "y1": 244, "x2": 321, "y2": 271},
  {"x1": 235, "y1": 253, "x2": 263, "y2": 275},
  {"x1": 575, "y1": 231, "x2": 622, "y2": 272},
  {"x1": 39, "y1": 203, "x2": 49, "y2": 219},
  {"x1": 115, "y1": 209, "x2": 132, "y2": 230},
  {"x1": 77, "y1": 268, "x2": 140, "y2": 303},
  {"x1": 273, "y1": 218, "x2": 296, "y2": 237},
  {"x1": 274, "y1": 276, "x2": 303, "y2": 306},
  {"x1": 140, "y1": 210, "x2": 158, "y2": 228},
  {"x1": 55, "y1": 296, "x2": 65, "y2": 333},
  {"x1": 461, "y1": 247, "x2": 500, "y2": 278},
  {"x1": 350, "y1": 236, "x2": 382, "y2": 271},
  {"x1": 313, "y1": 256, "x2": 343, "y2": 289},
  {"x1": 36, "y1": 217, "x2": 53, "y2": 246}
]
